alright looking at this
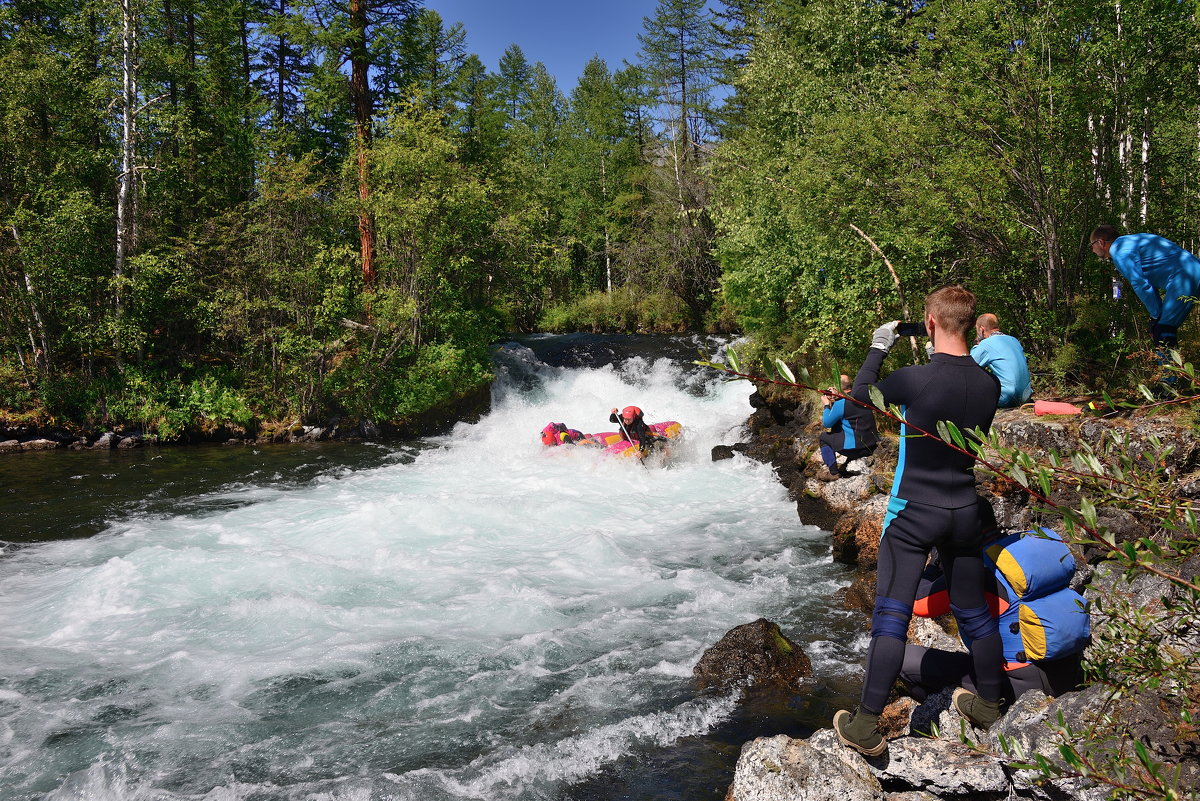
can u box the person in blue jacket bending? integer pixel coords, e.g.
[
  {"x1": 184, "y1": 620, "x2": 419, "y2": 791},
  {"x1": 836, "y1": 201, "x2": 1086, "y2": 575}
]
[
  {"x1": 970, "y1": 314, "x2": 1032, "y2": 408},
  {"x1": 816, "y1": 374, "x2": 878, "y2": 481},
  {"x1": 1090, "y1": 225, "x2": 1200, "y2": 349}
]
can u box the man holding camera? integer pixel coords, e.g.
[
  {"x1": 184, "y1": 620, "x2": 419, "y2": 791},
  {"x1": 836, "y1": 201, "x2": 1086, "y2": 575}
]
[{"x1": 833, "y1": 286, "x2": 1003, "y2": 757}]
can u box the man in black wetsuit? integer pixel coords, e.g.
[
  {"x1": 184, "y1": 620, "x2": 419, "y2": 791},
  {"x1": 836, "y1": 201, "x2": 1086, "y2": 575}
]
[{"x1": 833, "y1": 286, "x2": 1004, "y2": 757}]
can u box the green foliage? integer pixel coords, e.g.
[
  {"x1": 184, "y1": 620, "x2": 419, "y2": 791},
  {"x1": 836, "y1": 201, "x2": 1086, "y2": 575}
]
[
  {"x1": 538, "y1": 286, "x2": 690, "y2": 333},
  {"x1": 712, "y1": 0, "x2": 1200, "y2": 394}
]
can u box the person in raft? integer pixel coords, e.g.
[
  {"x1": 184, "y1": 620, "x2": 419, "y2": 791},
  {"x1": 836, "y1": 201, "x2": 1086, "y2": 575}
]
[
  {"x1": 832, "y1": 286, "x2": 1003, "y2": 757},
  {"x1": 900, "y1": 498, "x2": 1088, "y2": 708},
  {"x1": 970, "y1": 313, "x2": 1032, "y2": 409},
  {"x1": 1090, "y1": 224, "x2": 1200, "y2": 350},
  {"x1": 816, "y1": 373, "x2": 879, "y2": 481},
  {"x1": 609, "y1": 406, "x2": 659, "y2": 452},
  {"x1": 541, "y1": 422, "x2": 585, "y2": 446}
]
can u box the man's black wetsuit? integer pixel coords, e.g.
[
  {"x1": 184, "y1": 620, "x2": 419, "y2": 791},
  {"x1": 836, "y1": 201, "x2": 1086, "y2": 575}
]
[{"x1": 852, "y1": 349, "x2": 1003, "y2": 715}]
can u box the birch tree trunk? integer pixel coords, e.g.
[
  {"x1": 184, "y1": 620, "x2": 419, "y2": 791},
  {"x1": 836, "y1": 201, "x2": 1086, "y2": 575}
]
[
  {"x1": 8, "y1": 225, "x2": 50, "y2": 372},
  {"x1": 1139, "y1": 106, "x2": 1150, "y2": 225},
  {"x1": 601, "y1": 152, "x2": 612, "y2": 293},
  {"x1": 115, "y1": 0, "x2": 138, "y2": 349}
]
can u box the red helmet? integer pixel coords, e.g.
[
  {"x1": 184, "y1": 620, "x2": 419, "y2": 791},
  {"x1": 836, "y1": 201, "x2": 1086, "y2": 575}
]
[{"x1": 621, "y1": 406, "x2": 642, "y2": 421}]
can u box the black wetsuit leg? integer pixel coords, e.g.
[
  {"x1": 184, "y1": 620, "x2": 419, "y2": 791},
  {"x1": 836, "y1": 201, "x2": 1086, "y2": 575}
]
[
  {"x1": 899, "y1": 645, "x2": 971, "y2": 702},
  {"x1": 819, "y1": 431, "x2": 844, "y2": 471},
  {"x1": 901, "y1": 648, "x2": 1079, "y2": 705},
  {"x1": 860, "y1": 499, "x2": 1003, "y2": 714}
]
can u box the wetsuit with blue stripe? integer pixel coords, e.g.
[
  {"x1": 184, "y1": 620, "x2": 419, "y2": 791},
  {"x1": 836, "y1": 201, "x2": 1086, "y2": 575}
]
[
  {"x1": 851, "y1": 349, "x2": 1003, "y2": 715},
  {"x1": 819, "y1": 396, "x2": 878, "y2": 471}
]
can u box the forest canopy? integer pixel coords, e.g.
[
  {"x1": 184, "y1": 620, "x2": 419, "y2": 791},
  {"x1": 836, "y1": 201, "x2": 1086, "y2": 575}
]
[{"x1": 1, "y1": 0, "x2": 1196, "y2": 436}]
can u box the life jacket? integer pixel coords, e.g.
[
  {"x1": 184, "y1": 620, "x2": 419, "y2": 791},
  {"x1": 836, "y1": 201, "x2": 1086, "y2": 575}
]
[
  {"x1": 541, "y1": 422, "x2": 585, "y2": 446},
  {"x1": 914, "y1": 527, "x2": 1090, "y2": 668},
  {"x1": 983, "y1": 527, "x2": 1090, "y2": 666}
]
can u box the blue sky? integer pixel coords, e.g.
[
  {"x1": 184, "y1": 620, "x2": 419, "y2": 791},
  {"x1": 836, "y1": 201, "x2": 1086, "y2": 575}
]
[{"x1": 427, "y1": 1, "x2": 659, "y2": 89}]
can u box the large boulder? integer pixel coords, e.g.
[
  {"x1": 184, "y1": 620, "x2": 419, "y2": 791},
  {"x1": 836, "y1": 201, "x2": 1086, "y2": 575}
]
[
  {"x1": 693, "y1": 618, "x2": 812, "y2": 692},
  {"x1": 727, "y1": 734, "x2": 884, "y2": 801}
]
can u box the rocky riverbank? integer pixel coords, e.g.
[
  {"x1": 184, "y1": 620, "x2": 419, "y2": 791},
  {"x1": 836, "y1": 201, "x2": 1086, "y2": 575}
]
[{"x1": 711, "y1": 385, "x2": 1200, "y2": 800}]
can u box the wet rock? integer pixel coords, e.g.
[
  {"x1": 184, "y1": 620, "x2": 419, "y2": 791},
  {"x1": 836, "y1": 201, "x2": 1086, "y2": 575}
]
[
  {"x1": 693, "y1": 618, "x2": 812, "y2": 692},
  {"x1": 836, "y1": 570, "x2": 875, "y2": 615},
  {"x1": 0, "y1": 439, "x2": 20, "y2": 452},
  {"x1": 93, "y1": 432, "x2": 117, "y2": 449},
  {"x1": 293, "y1": 426, "x2": 327, "y2": 443},
  {"x1": 728, "y1": 734, "x2": 884, "y2": 801},
  {"x1": 712, "y1": 444, "x2": 736, "y2": 461},
  {"x1": 21, "y1": 438, "x2": 59, "y2": 451},
  {"x1": 748, "y1": 387, "x2": 807, "y2": 426},
  {"x1": 117, "y1": 435, "x2": 142, "y2": 449}
]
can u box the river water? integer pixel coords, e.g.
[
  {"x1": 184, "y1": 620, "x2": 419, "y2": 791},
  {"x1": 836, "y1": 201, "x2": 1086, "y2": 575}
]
[{"x1": 0, "y1": 334, "x2": 866, "y2": 801}]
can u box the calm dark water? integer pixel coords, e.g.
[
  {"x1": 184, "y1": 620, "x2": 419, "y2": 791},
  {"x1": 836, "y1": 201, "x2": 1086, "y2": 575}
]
[{"x1": 0, "y1": 442, "x2": 415, "y2": 544}]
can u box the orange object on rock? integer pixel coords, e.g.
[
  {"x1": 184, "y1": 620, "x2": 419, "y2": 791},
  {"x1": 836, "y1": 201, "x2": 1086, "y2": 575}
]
[{"x1": 1033, "y1": 400, "x2": 1082, "y2": 416}]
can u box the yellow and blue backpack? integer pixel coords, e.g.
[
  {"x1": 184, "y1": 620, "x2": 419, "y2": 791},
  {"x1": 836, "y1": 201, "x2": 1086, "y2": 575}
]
[{"x1": 984, "y1": 528, "x2": 1090, "y2": 664}]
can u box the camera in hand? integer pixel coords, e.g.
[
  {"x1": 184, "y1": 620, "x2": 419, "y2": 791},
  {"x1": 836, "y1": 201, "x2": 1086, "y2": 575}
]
[{"x1": 897, "y1": 321, "x2": 927, "y2": 337}]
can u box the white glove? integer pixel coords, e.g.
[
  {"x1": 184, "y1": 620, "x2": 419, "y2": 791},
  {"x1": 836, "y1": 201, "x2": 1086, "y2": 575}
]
[{"x1": 870, "y1": 321, "x2": 900, "y2": 352}]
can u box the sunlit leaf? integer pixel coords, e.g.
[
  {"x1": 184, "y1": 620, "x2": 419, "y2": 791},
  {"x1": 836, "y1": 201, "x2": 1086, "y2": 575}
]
[
  {"x1": 1011, "y1": 465, "x2": 1029, "y2": 488},
  {"x1": 868, "y1": 385, "x2": 886, "y2": 411},
  {"x1": 774, "y1": 358, "x2": 795, "y2": 383}
]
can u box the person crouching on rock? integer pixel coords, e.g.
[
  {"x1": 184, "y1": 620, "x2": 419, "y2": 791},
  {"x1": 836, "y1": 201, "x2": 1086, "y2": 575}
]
[
  {"x1": 817, "y1": 373, "x2": 878, "y2": 481},
  {"x1": 832, "y1": 285, "x2": 1003, "y2": 758}
]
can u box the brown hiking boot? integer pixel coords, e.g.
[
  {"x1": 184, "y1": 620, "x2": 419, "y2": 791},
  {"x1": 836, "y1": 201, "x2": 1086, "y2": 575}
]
[
  {"x1": 833, "y1": 709, "x2": 887, "y2": 756},
  {"x1": 815, "y1": 467, "x2": 841, "y2": 482}
]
